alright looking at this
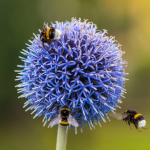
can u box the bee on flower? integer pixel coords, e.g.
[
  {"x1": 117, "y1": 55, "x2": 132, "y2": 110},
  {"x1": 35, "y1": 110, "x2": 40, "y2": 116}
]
[{"x1": 15, "y1": 18, "x2": 127, "y2": 132}]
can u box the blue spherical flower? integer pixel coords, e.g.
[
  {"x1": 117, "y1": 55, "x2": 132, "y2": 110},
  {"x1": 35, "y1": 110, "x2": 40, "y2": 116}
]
[{"x1": 16, "y1": 18, "x2": 127, "y2": 130}]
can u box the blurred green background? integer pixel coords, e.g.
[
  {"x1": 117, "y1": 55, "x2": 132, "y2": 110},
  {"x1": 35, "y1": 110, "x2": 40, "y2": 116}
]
[{"x1": 1, "y1": 0, "x2": 150, "y2": 150}]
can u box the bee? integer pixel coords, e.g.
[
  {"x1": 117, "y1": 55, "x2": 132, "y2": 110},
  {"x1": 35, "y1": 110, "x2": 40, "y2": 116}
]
[
  {"x1": 109, "y1": 109, "x2": 147, "y2": 132},
  {"x1": 40, "y1": 22, "x2": 62, "y2": 49},
  {"x1": 49, "y1": 106, "x2": 79, "y2": 128}
]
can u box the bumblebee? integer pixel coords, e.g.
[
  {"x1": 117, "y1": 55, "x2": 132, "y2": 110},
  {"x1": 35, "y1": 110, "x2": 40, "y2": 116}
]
[
  {"x1": 40, "y1": 22, "x2": 62, "y2": 48},
  {"x1": 110, "y1": 109, "x2": 147, "y2": 132},
  {"x1": 49, "y1": 106, "x2": 79, "y2": 128}
]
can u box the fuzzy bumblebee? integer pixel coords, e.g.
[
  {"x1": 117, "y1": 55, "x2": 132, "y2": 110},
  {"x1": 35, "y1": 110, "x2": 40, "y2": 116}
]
[
  {"x1": 40, "y1": 23, "x2": 62, "y2": 48},
  {"x1": 110, "y1": 109, "x2": 147, "y2": 132},
  {"x1": 123, "y1": 110, "x2": 147, "y2": 132},
  {"x1": 49, "y1": 106, "x2": 79, "y2": 127}
]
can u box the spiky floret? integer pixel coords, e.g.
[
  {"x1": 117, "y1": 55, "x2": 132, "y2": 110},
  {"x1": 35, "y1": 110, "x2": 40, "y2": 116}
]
[{"x1": 15, "y1": 18, "x2": 127, "y2": 130}]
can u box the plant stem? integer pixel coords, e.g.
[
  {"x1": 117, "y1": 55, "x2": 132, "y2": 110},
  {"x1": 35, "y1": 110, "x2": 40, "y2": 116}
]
[{"x1": 56, "y1": 124, "x2": 68, "y2": 150}]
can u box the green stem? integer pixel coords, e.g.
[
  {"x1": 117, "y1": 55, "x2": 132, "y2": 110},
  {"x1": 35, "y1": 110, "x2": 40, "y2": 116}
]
[{"x1": 56, "y1": 124, "x2": 68, "y2": 150}]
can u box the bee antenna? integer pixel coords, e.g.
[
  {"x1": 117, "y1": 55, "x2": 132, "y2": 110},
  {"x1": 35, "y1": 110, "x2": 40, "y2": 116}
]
[{"x1": 43, "y1": 21, "x2": 46, "y2": 30}]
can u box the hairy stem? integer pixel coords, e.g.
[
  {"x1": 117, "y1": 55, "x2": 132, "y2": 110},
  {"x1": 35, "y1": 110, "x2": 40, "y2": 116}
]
[{"x1": 56, "y1": 124, "x2": 68, "y2": 150}]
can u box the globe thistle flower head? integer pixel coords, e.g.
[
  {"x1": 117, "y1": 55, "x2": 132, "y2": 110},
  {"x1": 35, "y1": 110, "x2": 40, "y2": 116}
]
[{"x1": 16, "y1": 18, "x2": 127, "y2": 130}]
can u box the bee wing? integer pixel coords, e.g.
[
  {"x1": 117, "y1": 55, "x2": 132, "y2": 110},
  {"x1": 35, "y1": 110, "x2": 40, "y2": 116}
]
[
  {"x1": 108, "y1": 112, "x2": 125, "y2": 120},
  {"x1": 122, "y1": 113, "x2": 128, "y2": 119},
  {"x1": 49, "y1": 114, "x2": 61, "y2": 127},
  {"x1": 68, "y1": 114, "x2": 79, "y2": 127}
]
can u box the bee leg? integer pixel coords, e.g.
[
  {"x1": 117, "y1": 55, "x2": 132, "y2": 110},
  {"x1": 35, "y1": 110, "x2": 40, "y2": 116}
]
[
  {"x1": 128, "y1": 121, "x2": 132, "y2": 129},
  {"x1": 142, "y1": 127, "x2": 148, "y2": 130},
  {"x1": 42, "y1": 42, "x2": 48, "y2": 50},
  {"x1": 55, "y1": 106, "x2": 60, "y2": 113},
  {"x1": 136, "y1": 128, "x2": 141, "y2": 132},
  {"x1": 42, "y1": 42, "x2": 45, "y2": 49},
  {"x1": 124, "y1": 120, "x2": 127, "y2": 125},
  {"x1": 135, "y1": 125, "x2": 141, "y2": 132},
  {"x1": 58, "y1": 39, "x2": 62, "y2": 42},
  {"x1": 52, "y1": 39, "x2": 61, "y2": 43}
]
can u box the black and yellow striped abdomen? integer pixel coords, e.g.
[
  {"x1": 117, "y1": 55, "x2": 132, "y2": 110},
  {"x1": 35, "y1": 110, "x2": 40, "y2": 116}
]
[
  {"x1": 60, "y1": 121, "x2": 69, "y2": 126},
  {"x1": 45, "y1": 27, "x2": 55, "y2": 40},
  {"x1": 134, "y1": 113, "x2": 141, "y2": 119},
  {"x1": 134, "y1": 113, "x2": 144, "y2": 121},
  {"x1": 59, "y1": 106, "x2": 70, "y2": 126}
]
